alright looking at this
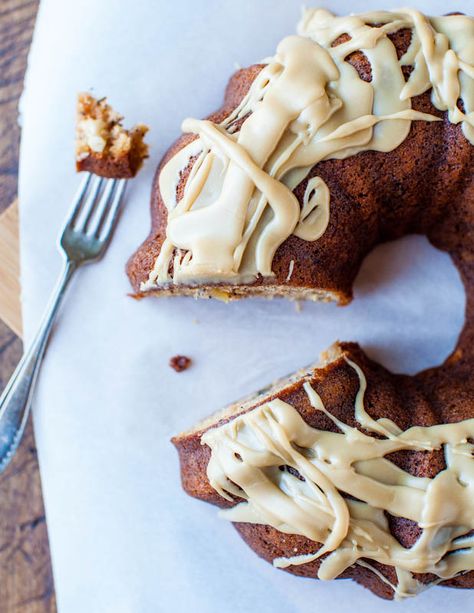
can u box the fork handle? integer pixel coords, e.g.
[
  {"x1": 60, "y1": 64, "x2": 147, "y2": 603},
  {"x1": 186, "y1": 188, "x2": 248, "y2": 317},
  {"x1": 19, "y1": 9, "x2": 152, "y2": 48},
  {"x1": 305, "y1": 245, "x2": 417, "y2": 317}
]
[{"x1": 0, "y1": 259, "x2": 77, "y2": 472}]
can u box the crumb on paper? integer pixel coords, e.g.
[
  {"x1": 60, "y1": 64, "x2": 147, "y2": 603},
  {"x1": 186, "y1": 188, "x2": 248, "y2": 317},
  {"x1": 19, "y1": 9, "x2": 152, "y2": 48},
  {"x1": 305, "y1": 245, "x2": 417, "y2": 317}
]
[
  {"x1": 295, "y1": 300, "x2": 302, "y2": 313},
  {"x1": 169, "y1": 355, "x2": 192, "y2": 372}
]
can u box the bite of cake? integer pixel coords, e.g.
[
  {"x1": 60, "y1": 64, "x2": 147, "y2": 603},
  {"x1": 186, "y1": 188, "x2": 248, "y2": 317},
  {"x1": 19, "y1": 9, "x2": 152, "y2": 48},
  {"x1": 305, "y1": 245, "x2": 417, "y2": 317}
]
[{"x1": 76, "y1": 93, "x2": 149, "y2": 179}]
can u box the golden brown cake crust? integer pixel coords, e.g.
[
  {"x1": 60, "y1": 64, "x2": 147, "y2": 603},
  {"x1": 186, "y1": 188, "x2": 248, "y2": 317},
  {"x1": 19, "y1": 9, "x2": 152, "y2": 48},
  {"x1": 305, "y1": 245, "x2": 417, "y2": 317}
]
[{"x1": 151, "y1": 25, "x2": 474, "y2": 600}]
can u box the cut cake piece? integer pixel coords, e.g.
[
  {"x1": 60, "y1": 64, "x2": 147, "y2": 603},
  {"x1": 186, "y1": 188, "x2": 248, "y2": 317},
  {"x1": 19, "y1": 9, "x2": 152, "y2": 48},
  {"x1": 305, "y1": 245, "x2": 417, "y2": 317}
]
[{"x1": 76, "y1": 93, "x2": 149, "y2": 179}]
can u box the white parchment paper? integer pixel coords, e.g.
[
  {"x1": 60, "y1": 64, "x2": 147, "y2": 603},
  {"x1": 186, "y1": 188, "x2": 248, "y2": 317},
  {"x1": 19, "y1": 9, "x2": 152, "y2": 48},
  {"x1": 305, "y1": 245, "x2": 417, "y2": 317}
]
[{"x1": 19, "y1": 1, "x2": 470, "y2": 611}]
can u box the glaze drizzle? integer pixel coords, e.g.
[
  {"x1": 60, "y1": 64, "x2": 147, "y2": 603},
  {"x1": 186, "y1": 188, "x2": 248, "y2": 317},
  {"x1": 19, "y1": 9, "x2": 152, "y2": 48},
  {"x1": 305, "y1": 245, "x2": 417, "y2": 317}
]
[
  {"x1": 143, "y1": 9, "x2": 474, "y2": 290},
  {"x1": 202, "y1": 359, "x2": 474, "y2": 600}
]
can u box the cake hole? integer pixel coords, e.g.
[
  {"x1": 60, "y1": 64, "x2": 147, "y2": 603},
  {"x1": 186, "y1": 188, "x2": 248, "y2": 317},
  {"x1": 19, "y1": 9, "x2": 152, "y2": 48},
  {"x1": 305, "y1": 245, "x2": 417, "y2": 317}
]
[{"x1": 352, "y1": 235, "x2": 465, "y2": 375}]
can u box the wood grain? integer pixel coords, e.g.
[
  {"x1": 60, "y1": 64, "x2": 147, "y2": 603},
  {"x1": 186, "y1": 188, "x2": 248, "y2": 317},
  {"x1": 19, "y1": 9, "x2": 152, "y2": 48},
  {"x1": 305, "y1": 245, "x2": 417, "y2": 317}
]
[
  {"x1": 0, "y1": 1, "x2": 57, "y2": 612},
  {"x1": 0, "y1": 325, "x2": 55, "y2": 612},
  {"x1": 0, "y1": 200, "x2": 22, "y2": 337}
]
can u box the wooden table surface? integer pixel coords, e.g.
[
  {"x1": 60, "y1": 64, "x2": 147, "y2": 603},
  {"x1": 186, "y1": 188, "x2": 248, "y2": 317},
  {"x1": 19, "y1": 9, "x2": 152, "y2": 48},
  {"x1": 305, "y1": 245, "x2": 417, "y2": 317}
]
[{"x1": 0, "y1": 1, "x2": 56, "y2": 611}]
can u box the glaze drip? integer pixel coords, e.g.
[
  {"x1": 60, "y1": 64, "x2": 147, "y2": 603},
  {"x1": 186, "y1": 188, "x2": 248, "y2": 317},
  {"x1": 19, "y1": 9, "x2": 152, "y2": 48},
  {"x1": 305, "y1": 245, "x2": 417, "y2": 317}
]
[
  {"x1": 143, "y1": 9, "x2": 474, "y2": 290},
  {"x1": 202, "y1": 359, "x2": 474, "y2": 600}
]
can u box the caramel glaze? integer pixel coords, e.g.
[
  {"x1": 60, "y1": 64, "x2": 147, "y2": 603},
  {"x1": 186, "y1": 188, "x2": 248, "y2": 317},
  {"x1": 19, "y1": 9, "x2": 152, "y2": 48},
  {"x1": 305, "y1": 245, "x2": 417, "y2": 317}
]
[{"x1": 127, "y1": 13, "x2": 474, "y2": 600}]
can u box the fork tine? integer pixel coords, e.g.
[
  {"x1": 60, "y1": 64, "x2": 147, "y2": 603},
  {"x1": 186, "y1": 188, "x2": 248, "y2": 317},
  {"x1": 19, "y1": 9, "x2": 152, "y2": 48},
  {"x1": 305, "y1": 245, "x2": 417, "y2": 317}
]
[
  {"x1": 97, "y1": 179, "x2": 127, "y2": 242},
  {"x1": 72, "y1": 175, "x2": 104, "y2": 232},
  {"x1": 64, "y1": 172, "x2": 92, "y2": 229},
  {"x1": 87, "y1": 179, "x2": 118, "y2": 237},
  {"x1": 59, "y1": 174, "x2": 128, "y2": 264}
]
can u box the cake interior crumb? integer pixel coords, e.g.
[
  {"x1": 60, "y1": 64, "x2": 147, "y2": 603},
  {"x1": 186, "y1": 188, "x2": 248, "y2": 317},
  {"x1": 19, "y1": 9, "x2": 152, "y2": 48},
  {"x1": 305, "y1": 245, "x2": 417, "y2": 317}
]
[{"x1": 76, "y1": 92, "x2": 149, "y2": 174}]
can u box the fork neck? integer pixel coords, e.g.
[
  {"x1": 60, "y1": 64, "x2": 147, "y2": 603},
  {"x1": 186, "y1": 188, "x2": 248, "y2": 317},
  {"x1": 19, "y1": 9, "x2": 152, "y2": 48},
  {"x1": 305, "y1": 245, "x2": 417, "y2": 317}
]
[{"x1": 26, "y1": 259, "x2": 77, "y2": 353}]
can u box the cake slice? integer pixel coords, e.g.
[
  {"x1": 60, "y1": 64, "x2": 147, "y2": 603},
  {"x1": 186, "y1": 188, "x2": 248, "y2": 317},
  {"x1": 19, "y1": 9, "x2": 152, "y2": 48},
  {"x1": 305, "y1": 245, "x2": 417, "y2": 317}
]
[
  {"x1": 172, "y1": 342, "x2": 474, "y2": 600},
  {"x1": 127, "y1": 10, "x2": 473, "y2": 302},
  {"x1": 76, "y1": 93, "x2": 149, "y2": 178}
]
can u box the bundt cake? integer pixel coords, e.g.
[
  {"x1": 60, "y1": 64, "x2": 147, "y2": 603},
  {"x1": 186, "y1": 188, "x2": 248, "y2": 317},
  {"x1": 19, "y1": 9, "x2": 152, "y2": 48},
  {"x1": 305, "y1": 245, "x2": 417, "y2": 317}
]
[
  {"x1": 76, "y1": 93, "x2": 149, "y2": 178},
  {"x1": 127, "y1": 6, "x2": 474, "y2": 601}
]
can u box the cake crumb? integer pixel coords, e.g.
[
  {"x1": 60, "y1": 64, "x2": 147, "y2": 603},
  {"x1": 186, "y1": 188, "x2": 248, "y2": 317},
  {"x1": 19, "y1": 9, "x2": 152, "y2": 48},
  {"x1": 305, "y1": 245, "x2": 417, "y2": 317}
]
[
  {"x1": 169, "y1": 355, "x2": 192, "y2": 372},
  {"x1": 128, "y1": 292, "x2": 145, "y2": 301},
  {"x1": 76, "y1": 93, "x2": 149, "y2": 178},
  {"x1": 295, "y1": 300, "x2": 302, "y2": 313}
]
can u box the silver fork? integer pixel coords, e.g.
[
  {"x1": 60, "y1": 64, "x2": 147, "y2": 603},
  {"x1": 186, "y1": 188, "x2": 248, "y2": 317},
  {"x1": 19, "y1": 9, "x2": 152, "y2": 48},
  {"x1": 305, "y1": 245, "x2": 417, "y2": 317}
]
[{"x1": 0, "y1": 173, "x2": 127, "y2": 473}]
